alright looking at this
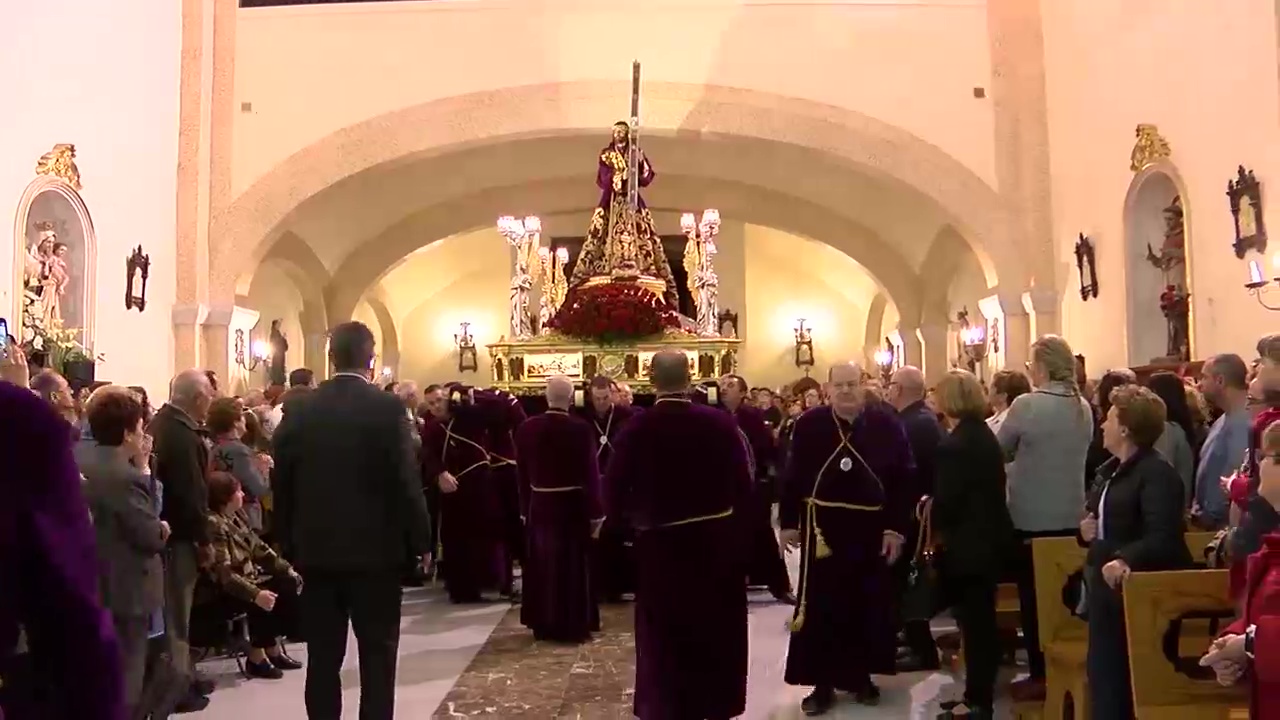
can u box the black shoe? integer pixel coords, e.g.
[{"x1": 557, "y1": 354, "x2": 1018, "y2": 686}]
[
  {"x1": 801, "y1": 686, "x2": 835, "y2": 716},
  {"x1": 173, "y1": 691, "x2": 210, "y2": 714},
  {"x1": 245, "y1": 659, "x2": 284, "y2": 679},
  {"x1": 268, "y1": 652, "x2": 303, "y2": 671},
  {"x1": 191, "y1": 676, "x2": 216, "y2": 696},
  {"x1": 852, "y1": 682, "x2": 881, "y2": 706}
]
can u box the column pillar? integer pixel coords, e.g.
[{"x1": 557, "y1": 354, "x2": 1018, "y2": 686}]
[
  {"x1": 895, "y1": 325, "x2": 924, "y2": 369},
  {"x1": 918, "y1": 323, "x2": 950, "y2": 382},
  {"x1": 204, "y1": 304, "x2": 262, "y2": 394},
  {"x1": 172, "y1": 303, "x2": 209, "y2": 373},
  {"x1": 1024, "y1": 286, "x2": 1061, "y2": 340},
  {"x1": 1001, "y1": 290, "x2": 1032, "y2": 370},
  {"x1": 304, "y1": 332, "x2": 330, "y2": 380}
]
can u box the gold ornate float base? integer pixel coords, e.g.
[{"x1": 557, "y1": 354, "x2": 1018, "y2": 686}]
[{"x1": 487, "y1": 332, "x2": 741, "y2": 395}]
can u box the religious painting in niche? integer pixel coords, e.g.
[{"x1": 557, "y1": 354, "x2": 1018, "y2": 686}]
[
  {"x1": 125, "y1": 246, "x2": 150, "y2": 312},
  {"x1": 1228, "y1": 165, "x2": 1266, "y2": 258},
  {"x1": 1145, "y1": 196, "x2": 1191, "y2": 362},
  {"x1": 11, "y1": 144, "x2": 97, "y2": 361}
]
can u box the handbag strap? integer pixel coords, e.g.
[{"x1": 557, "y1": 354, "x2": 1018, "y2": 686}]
[{"x1": 914, "y1": 495, "x2": 934, "y2": 561}]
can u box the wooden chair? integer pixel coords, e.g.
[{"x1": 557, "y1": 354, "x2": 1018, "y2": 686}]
[
  {"x1": 1031, "y1": 537, "x2": 1090, "y2": 720},
  {"x1": 1121, "y1": 569, "x2": 1248, "y2": 719}
]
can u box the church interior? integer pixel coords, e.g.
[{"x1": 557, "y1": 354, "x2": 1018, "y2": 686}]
[{"x1": 4, "y1": 0, "x2": 1280, "y2": 718}]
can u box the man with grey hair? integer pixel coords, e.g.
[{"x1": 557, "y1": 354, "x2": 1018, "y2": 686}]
[
  {"x1": 148, "y1": 368, "x2": 215, "y2": 710},
  {"x1": 779, "y1": 361, "x2": 915, "y2": 714},
  {"x1": 30, "y1": 368, "x2": 78, "y2": 430},
  {"x1": 513, "y1": 376, "x2": 604, "y2": 642},
  {"x1": 1196, "y1": 353, "x2": 1251, "y2": 528},
  {"x1": 885, "y1": 366, "x2": 943, "y2": 671},
  {"x1": 605, "y1": 350, "x2": 754, "y2": 719}
]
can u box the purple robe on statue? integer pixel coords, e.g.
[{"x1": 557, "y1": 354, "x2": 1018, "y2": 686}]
[
  {"x1": 481, "y1": 390, "x2": 527, "y2": 581},
  {"x1": 780, "y1": 404, "x2": 915, "y2": 691},
  {"x1": 0, "y1": 382, "x2": 124, "y2": 720},
  {"x1": 606, "y1": 398, "x2": 753, "y2": 720},
  {"x1": 730, "y1": 404, "x2": 791, "y2": 594},
  {"x1": 578, "y1": 403, "x2": 638, "y2": 601},
  {"x1": 514, "y1": 409, "x2": 603, "y2": 642},
  {"x1": 422, "y1": 400, "x2": 501, "y2": 602}
]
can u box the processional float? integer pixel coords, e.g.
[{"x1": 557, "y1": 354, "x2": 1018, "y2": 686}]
[{"x1": 487, "y1": 62, "x2": 740, "y2": 394}]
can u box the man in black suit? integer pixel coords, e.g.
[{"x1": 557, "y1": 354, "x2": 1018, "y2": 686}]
[
  {"x1": 272, "y1": 321, "x2": 431, "y2": 720},
  {"x1": 887, "y1": 365, "x2": 944, "y2": 671}
]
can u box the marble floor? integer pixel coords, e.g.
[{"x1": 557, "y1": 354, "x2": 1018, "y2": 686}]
[{"x1": 190, "y1": 583, "x2": 1016, "y2": 719}]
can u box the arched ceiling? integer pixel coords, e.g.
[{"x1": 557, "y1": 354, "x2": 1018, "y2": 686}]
[
  {"x1": 258, "y1": 134, "x2": 975, "y2": 295},
  {"x1": 317, "y1": 174, "x2": 928, "y2": 328}
]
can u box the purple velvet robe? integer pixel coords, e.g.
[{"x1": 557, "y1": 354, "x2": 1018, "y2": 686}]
[
  {"x1": 422, "y1": 402, "x2": 501, "y2": 601},
  {"x1": 730, "y1": 403, "x2": 791, "y2": 593},
  {"x1": 780, "y1": 405, "x2": 915, "y2": 690},
  {"x1": 514, "y1": 410, "x2": 603, "y2": 641},
  {"x1": 578, "y1": 403, "x2": 638, "y2": 600},
  {"x1": 481, "y1": 390, "x2": 527, "y2": 575},
  {"x1": 606, "y1": 398, "x2": 753, "y2": 720},
  {"x1": 0, "y1": 382, "x2": 124, "y2": 719}
]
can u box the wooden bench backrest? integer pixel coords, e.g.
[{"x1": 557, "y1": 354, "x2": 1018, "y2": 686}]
[
  {"x1": 1122, "y1": 569, "x2": 1247, "y2": 719},
  {"x1": 1186, "y1": 531, "x2": 1216, "y2": 562},
  {"x1": 1030, "y1": 537, "x2": 1088, "y2": 650}
]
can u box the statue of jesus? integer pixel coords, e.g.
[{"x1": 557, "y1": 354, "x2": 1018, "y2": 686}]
[{"x1": 567, "y1": 122, "x2": 678, "y2": 306}]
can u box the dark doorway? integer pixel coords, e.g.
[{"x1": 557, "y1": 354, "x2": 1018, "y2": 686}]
[{"x1": 552, "y1": 235, "x2": 693, "y2": 315}]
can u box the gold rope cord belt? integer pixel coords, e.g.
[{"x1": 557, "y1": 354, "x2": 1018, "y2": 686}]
[
  {"x1": 655, "y1": 507, "x2": 733, "y2": 528},
  {"x1": 790, "y1": 419, "x2": 886, "y2": 633},
  {"x1": 531, "y1": 485, "x2": 581, "y2": 493},
  {"x1": 488, "y1": 454, "x2": 516, "y2": 467}
]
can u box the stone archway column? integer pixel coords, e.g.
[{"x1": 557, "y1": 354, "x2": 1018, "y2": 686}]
[
  {"x1": 203, "y1": 304, "x2": 261, "y2": 393},
  {"x1": 303, "y1": 332, "x2": 330, "y2": 379},
  {"x1": 172, "y1": 304, "x2": 210, "y2": 373},
  {"x1": 895, "y1": 325, "x2": 924, "y2": 370},
  {"x1": 1024, "y1": 287, "x2": 1061, "y2": 341},
  {"x1": 918, "y1": 323, "x2": 950, "y2": 382},
  {"x1": 1000, "y1": 291, "x2": 1032, "y2": 370}
]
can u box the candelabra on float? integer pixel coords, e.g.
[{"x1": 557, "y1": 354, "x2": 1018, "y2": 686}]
[
  {"x1": 537, "y1": 246, "x2": 569, "y2": 334},
  {"x1": 960, "y1": 323, "x2": 989, "y2": 377},
  {"x1": 497, "y1": 215, "x2": 542, "y2": 340},
  {"x1": 873, "y1": 339, "x2": 895, "y2": 384},
  {"x1": 681, "y1": 209, "x2": 721, "y2": 336}
]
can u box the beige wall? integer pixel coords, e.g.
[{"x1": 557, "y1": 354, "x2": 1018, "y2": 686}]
[
  {"x1": 0, "y1": 0, "x2": 181, "y2": 400},
  {"x1": 232, "y1": 0, "x2": 996, "y2": 196},
  {"x1": 1043, "y1": 0, "x2": 1280, "y2": 369}
]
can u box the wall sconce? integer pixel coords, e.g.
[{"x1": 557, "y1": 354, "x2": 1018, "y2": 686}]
[
  {"x1": 959, "y1": 323, "x2": 989, "y2": 375},
  {"x1": 793, "y1": 318, "x2": 815, "y2": 373},
  {"x1": 873, "y1": 337, "x2": 895, "y2": 383},
  {"x1": 1245, "y1": 257, "x2": 1280, "y2": 311},
  {"x1": 125, "y1": 245, "x2": 150, "y2": 312},
  {"x1": 233, "y1": 328, "x2": 270, "y2": 371},
  {"x1": 455, "y1": 321, "x2": 479, "y2": 373}
]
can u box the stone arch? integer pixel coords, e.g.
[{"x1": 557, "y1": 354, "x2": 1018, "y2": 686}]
[
  {"x1": 246, "y1": 231, "x2": 331, "y2": 371},
  {"x1": 359, "y1": 292, "x2": 400, "y2": 376},
  {"x1": 863, "y1": 292, "x2": 889, "y2": 367},
  {"x1": 214, "y1": 81, "x2": 1023, "y2": 302},
  {"x1": 323, "y1": 176, "x2": 924, "y2": 333},
  {"x1": 11, "y1": 174, "x2": 99, "y2": 351},
  {"x1": 1123, "y1": 161, "x2": 1191, "y2": 365}
]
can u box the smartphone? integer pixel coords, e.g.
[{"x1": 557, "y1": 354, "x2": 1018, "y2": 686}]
[{"x1": 0, "y1": 318, "x2": 8, "y2": 360}]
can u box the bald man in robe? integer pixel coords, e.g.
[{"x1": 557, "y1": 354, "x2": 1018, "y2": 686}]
[
  {"x1": 780, "y1": 361, "x2": 915, "y2": 715},
  {"x1": 606, "y1": 350, "x2": 753, "y2": 720},
  {"x1": 515, "y1": 377, "x2": 604, "y2": 642},
  {"x1": 579, "y1": 376, "x2": 638, "y2": 602}
]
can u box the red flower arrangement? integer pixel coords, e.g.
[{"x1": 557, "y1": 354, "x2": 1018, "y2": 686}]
[{"x1": 548, "y1": 281, "x2": 679, "y2": 343}]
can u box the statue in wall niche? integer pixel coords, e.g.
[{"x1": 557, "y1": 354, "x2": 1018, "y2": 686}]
[
  {"x1": 22, "y1": 221, "x2": 72, "y2": 337},
  {"x1": 268, "y1": 319, "x2": 289, "y2": 386},
  {"x1": 1146, "y1": 196, "x2": 1192, "y2": 361}
]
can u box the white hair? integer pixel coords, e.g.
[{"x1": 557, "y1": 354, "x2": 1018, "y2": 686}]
[
  {"x1": 169, "y1": 369, "x2": 208, "y2": 405},
  {"x1": 546, "y1": 375, "x2": 573, "y2": 405}
]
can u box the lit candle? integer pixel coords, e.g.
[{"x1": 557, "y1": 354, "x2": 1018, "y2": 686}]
[
  {"x1": 556, "y1": 247, "x2": 568, "y2": 263},
  {"x1": 680, "y1": 213, "x2": 696, "y2": 233},
  {"x1": 523, "y1": 216, "x2": 541, "y2": 234}
]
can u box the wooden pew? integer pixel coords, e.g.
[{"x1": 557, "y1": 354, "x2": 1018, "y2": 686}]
[
  {"x1": 1121, "y1": 568, "x2": 1247, "y2": 719},
  {"x1": 1031, "y1": 537, "x2": 1089, "y2": 720}
]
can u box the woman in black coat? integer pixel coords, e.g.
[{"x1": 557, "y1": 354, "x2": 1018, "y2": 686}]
[
  {"x1": 1079, "y1": 385, "x2": 1193, "y2": 720},
  {"x1": 931, "y1": 370, "x2": 1015, "y2": 719}
]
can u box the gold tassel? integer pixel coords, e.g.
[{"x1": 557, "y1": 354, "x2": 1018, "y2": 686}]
[
  {"x1": 813, "y1": 524, "x2": 833, "y2": 559},
  {"x1": 790, "y1": 605, "x2": 806, "y2": 632}
]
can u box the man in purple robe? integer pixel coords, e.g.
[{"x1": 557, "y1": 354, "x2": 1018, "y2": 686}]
[
  {"x1": 720, "y1": 374, "x2": 795, "y2": 604},
  {"x1": 606, "y1": 351, "x2": 753, "y2": 720},
  {"x1": 0, "y1": 373, "x2": 125, "y2": 719},
  {"x1": 422, "y1": 384, "x2": 502, "y2": 603},
  {"x1": 515, "y1": 377, "x2": 604, "y2": 642},
  {"x1": 780, "y1": 361, "x2": 914, "y2": 716},
  {"x1": 482, "y1": 388, "x2": 527, "y2": 597},
  {"x1": 578, "y1": 376, "x2": 638, "y2": 602}
]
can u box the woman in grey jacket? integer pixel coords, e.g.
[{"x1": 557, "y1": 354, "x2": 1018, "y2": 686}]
[
  {"x1": 996, "y1": 335, "x2": 1093, "y2": 700},
  {"x1": 207, "y1": 398, "x2": 271, "y2": 532}
]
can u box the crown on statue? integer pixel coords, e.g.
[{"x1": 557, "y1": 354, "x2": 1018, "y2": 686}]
[{"x1": 34, "y1": 220, "x2": 56, "y2": 234}]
